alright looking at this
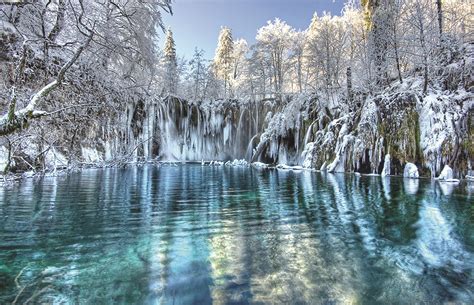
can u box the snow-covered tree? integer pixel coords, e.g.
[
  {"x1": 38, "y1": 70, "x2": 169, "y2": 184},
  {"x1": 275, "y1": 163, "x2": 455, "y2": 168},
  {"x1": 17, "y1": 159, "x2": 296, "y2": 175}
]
[
  {"x1": 213, "y1": 27, "x2": 234, "y2": 97},
  {"x1": 362, "y1": 0, "x2": 400, "y2": 86},
  {"x1": 187, "y1": 48, "x2": 207, "y2": 100},
  {"x1": 306, "y1": 13, "x2": 348, "y2": 92},
  {"x1": 0, "y1": 0, "x2": 173, "y2": 136},
  {"x1": 163, "y1": 28, "x2": 178, "y2": 95},
  {"x1": 231, "y1": 39, "x2": 250, "y2": 97},
  {"x1": 402, "y1": 0, "x2": 438, "y2": 93},
  {"x1": 255, "y1": 18, "x2": 294, "y2": 96},
  {"x1": 289, "y1": 31, "x2": 306, "y2": 93}
]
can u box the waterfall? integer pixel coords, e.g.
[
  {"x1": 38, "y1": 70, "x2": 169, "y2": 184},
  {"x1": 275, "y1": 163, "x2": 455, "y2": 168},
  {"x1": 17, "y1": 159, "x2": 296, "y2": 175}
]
[
  {"x1": 303, "y1": 121, "x2": 316, "y2": 147},
  {"x1": 119, "y1": 96, "x2": 323, "y2": 165},
  {"x1": 124, "y1": 97, "x2": 276, "y2": 162}
]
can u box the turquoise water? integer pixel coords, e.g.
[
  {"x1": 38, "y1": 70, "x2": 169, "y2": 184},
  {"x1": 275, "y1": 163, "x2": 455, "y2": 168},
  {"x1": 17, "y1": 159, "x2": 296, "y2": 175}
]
[{"x1": 0, "y1": 164, "x2": 473, "y2": 304}]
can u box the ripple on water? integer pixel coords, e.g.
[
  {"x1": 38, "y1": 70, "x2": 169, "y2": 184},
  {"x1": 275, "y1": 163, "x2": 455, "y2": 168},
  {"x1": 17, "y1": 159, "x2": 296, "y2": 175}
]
[{"x1": 0, "y1": 164, "x2": 473, "y2": 304}]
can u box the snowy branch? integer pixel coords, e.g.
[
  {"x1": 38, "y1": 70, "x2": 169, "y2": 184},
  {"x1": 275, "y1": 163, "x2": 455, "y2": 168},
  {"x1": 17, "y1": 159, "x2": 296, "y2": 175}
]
[{"x1": 0, "y1": 33, "x2": 93, "y2": 136}]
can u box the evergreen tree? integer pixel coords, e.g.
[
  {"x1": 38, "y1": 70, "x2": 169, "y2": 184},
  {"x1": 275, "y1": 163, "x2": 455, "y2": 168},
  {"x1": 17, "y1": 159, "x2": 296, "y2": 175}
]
[{"x1": 163, "y1": 28, "x2": 178, "y2": 94}]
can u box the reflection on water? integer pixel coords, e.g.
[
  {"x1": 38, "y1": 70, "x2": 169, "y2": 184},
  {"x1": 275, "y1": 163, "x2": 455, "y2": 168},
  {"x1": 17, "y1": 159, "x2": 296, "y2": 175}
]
[{"x1": 0, "y1": 165, "x2": 473, "y2": 304}]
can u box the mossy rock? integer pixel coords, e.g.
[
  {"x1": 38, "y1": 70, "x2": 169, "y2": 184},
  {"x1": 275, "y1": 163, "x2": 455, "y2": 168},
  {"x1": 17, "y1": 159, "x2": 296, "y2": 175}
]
[{"x1": 379, "y1": 93, "x2": 421, "y2": 164}]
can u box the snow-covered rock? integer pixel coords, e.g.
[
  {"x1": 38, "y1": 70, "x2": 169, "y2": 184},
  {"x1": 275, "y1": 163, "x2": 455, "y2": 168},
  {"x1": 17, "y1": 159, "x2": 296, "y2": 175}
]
[
  {"x1": 404, "y1": 163, "x2": 419, "y2": 179},
  {"x1": 225, "y1": 159, "x2": 248, "y2": 167},
  {"x1": 276, "y1": 164, "x2": 303, "y2": 171},
  {"x1": 209, "y1": 160, "x2": 224, "y2": 166},
  {"x1": 436, "y1": 165, "x2": 454, "y2": 180},
  {"x1": 251, "y1": 162, "x2": 269, "y2": 168}
]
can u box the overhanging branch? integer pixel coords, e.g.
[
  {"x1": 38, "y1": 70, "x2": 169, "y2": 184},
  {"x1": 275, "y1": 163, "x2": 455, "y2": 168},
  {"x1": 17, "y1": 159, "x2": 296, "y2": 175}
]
[{"x1": 0, "y1": 33, "x2": 93, "y2": 136}]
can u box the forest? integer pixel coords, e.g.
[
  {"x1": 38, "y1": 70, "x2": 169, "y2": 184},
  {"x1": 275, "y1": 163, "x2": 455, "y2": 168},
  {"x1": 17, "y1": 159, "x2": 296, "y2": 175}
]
[{"x1": 0, "y1": 0, "x2": 472, "y2": 179}]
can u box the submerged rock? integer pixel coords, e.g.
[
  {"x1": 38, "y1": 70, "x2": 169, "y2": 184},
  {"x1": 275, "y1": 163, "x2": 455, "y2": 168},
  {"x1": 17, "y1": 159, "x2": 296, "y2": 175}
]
[{"x1": 404, "y1": 163, "x2": 419, "y2": 179}]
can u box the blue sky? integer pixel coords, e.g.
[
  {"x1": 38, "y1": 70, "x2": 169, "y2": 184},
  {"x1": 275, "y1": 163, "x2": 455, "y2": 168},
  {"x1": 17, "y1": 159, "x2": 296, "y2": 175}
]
[{"x1": 162, "y1": 0, "x2": 346, "y2": 59}]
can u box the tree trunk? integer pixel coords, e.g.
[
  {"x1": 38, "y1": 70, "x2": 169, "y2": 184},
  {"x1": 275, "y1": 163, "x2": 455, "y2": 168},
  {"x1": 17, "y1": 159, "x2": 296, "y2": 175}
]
[
  {"x1": 419, "y1": 16, "x2": 428, "y2": 94},
  {"x1": 423, "y1": 63, "x2": 428, "y2": 94},
  {"x1": 437, "y1": 0, "x2": 443, "y2": 36},
  {"x1": 394, "y1": 40, "x2": 403, "y2": 84},
  {"x1": 346, "y1": 67, "x2": 353, "y2": 104}
]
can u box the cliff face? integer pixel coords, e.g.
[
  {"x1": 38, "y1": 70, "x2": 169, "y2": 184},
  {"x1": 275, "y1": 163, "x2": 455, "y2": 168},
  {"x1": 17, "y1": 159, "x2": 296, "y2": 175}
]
[{"x1": 300, "y1": 83, "x2": 472, "y2": 178}]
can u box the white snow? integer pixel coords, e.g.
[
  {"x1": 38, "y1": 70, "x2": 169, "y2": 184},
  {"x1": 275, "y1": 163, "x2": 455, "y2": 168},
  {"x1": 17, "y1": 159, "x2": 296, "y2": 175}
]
[
  {"x1": 436, "y1": 165, "x2": 454, "y2": 180},
  {"x1": 44, "y1": 147, "x2": 68, "y2": 170},
  {"x1": 209, "y1": 160, "x2": 224, "y2": 166},
  {"x1": 81, "y1": 147, "x2": 103, "y2": 163},
  {"x1": 418, "y1": 91, "x2": 473, "y2": 177},
  {"x1": 225, "y1": 159, "x2": 248, "y2": 167},
  {"x1": 251, "y1": 162, "x2": 269, "y2": 168},
  {"x1": 0, "y1": 146, "x2": 8, "y2": 172},
  {"x1": 276, "y1": 164, "x2": 303, "y2": 171},
  {"x1": 381, "y1": 154, "x2": 391, "y2": 177},
  {"x1": 404, "y1": 163, "x2": 419, "y2": 179},
  {"x1": 437, "y1": 167, "x2": 461, "y2": 183}
]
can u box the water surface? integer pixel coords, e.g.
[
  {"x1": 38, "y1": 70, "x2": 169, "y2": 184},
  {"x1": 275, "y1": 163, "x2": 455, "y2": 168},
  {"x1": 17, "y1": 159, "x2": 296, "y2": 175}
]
[{"x1": 0, "y1": 165, "x2": 473, "y2": 304}]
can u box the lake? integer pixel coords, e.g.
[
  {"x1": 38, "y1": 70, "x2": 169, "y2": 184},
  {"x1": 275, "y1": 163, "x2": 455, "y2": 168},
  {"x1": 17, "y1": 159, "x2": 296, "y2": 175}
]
[{"x1": 0, "y1": 164, "x2": 473, "y2": 304}]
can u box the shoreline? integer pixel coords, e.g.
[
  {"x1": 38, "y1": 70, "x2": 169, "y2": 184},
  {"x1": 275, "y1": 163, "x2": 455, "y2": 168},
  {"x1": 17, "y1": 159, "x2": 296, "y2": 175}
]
[{"x1": 1, "y1": 160, "x2": 473, "y2": 185}]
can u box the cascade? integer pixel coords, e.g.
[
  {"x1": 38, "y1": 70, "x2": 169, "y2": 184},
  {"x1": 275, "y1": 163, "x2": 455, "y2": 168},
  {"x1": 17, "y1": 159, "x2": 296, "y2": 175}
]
[{"x1": 128, "y1": 97, "x2": 275, "y2": 162}]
